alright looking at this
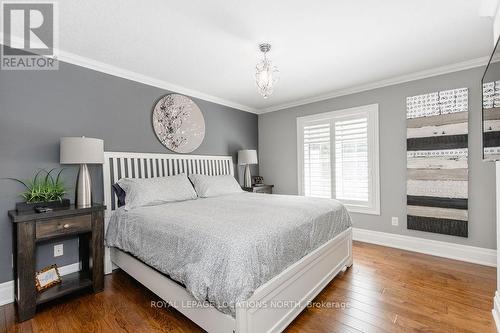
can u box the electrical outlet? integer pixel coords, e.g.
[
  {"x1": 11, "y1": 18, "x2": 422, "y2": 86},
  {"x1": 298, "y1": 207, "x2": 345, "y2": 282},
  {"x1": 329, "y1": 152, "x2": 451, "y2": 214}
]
[
  {"x1": 54, "y1": 244, "x2": 64, "y2": 257},
  {"x1": 391, "y1": 217, "x2": 399, "y2": 226}
]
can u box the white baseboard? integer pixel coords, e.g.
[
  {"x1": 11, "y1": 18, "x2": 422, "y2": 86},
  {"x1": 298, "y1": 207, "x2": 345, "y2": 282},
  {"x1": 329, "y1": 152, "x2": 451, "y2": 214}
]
[
  {"x1": 352, "y1": 227, "x2": 496, "y2": 267},
  {"x1": 493, "y1": 291, "x2": 500, "y2": 332},
  {"x1": 0, "y1": 262, "x2": 80, "y2": 307},
  {"x1": 0, "y1": 281, "x2": 14, "y2": 307},
  {"x1": 57, "y1": 262, "x2": 80, "y2": 276}
]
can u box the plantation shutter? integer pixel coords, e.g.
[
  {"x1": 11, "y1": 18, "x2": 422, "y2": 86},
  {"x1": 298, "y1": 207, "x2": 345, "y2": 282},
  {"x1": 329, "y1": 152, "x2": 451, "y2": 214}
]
[
  {"x1": 298, "y1": 104, "x2": 379, "y2": 214},
  {"x1": 303, "y1": 123, "x2": 332, "y2": 198},
  {"x1": 334, "y1": 117, "x2": 369, "y2": 203}
]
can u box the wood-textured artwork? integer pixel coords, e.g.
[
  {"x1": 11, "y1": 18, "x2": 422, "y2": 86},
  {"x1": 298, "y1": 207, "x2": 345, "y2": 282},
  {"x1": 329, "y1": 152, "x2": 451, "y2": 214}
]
[
  {"x1": 406, "y1": 88, "x2": 468, "y2": 237},
  {"x1": 482, "y1": 81, "x2": 500, "y2": 160}
]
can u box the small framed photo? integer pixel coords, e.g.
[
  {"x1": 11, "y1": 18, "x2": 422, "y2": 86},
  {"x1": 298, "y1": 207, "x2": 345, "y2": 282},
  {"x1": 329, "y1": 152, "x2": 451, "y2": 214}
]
[
  {"x1": 253, "y1": 175, "x2": 264, "y2": 185},
  {"x1": 35, "y1": 264, "x2": 61, "y2": 292}
]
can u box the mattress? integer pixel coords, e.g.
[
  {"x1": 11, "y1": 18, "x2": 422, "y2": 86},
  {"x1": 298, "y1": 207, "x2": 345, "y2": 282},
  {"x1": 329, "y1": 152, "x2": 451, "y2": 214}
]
[{"x1": 105, "y1": 192, "x2": 351, "y2": 316}]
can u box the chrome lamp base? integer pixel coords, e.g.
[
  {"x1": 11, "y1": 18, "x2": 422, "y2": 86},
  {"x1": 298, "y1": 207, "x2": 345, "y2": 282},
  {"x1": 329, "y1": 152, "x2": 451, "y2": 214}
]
[
  {"x1": 75, "y1": 164, "x2": 92, "y2": 207},
  {"x1": 244, "y1": 164, "x2": 252, "y2": 188}
]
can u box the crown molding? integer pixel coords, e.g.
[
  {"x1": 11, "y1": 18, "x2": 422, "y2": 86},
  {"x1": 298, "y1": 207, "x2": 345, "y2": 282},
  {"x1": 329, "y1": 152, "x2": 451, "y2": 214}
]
[
  {"x1": 0, "y1": 36, "x2": 259, "y2": 114},
  {"x1": 56, "y1": 50, "x2": 260, "y2": 114},
  {"x1": 258, "y1": 56, "x2": 490, "y2": 114},
  {"x1": 1, "y1": 36, "x2": 490, "y2": 115}
]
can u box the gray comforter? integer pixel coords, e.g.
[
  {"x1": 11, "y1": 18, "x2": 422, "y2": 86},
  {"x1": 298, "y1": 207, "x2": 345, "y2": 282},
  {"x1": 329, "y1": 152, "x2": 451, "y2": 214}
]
[{"x1": 105, "y1": 192, "x2": 351, "y2": 316}]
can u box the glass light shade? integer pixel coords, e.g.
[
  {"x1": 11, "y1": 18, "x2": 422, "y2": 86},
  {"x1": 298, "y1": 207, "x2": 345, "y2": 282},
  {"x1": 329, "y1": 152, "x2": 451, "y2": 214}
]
[{"x1": 255, "y1": 57, "x2": 279, "y2": 98}]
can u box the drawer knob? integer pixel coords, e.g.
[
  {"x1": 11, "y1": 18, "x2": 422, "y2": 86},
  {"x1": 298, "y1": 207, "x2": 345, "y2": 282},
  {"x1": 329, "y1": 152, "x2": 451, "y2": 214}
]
[{"x1": 63, "y1": 223, "x2": 70, "y2": 229}]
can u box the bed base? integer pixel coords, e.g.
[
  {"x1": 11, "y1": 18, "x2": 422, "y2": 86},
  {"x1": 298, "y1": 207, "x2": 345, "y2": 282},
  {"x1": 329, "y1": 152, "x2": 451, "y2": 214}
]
[
  {"x1": 110, "y1": 227, "x2": 352, "y2": 333},
  {"x1": 103, "y1": 152, "x2": 353, "y2": 332}
]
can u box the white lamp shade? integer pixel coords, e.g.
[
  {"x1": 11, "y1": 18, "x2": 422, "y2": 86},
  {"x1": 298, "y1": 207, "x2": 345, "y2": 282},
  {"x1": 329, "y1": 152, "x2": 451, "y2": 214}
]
[
  {"x1": 60, "y1": 137, "x2": 104, "y2": 164},
  {"x1": 238, "y1": 149, "x2": 258, "y2": 165}
]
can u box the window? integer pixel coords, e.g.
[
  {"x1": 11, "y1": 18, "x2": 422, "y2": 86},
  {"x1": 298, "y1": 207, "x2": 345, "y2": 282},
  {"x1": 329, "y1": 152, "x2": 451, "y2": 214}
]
[
  {"x1": 297, "y1": 104, "x2": 380, "y2": 214},
  {"x1": 303, "y1": 122, "x2": 331, "y2": 198}
]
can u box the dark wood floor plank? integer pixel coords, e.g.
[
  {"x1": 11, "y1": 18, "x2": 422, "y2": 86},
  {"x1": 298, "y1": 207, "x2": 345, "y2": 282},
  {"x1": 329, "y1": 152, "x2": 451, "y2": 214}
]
[
  {"x1": 344, "y1": 273, "x2": 494, "y2": 323},
  {"x1": 0, "y1": 307, "x2": 6, "y2": 333},
  {"x1": 352, "y1": 248, "x2": 496, "y2": 285},
  {"x1": 351, "y1": 250, "x2": 496, "y2": 298},
  {"x1": 328, "y1": 285, "x2": 487, "y2": 333},
  {"x1": 1, "y1": 241, "x2": 496, "y2": 332},
  {"x1": 354, "y1": 241, "x2": 496, "y2": 280}
]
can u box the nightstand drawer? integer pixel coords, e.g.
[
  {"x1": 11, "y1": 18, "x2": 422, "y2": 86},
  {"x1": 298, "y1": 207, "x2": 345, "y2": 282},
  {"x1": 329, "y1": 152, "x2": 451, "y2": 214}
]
[
  {"x1": 36, "y1": 215, "x2": 91, "y2": 239},
  {"x1": 253, "y1": 186, "x2": 272, "y2": 194}
]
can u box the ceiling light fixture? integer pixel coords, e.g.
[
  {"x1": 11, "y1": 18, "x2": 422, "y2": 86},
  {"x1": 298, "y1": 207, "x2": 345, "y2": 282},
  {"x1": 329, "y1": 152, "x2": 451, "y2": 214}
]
[{"x1": 255, "y1": 43, "x2": 279, "y2": 99}]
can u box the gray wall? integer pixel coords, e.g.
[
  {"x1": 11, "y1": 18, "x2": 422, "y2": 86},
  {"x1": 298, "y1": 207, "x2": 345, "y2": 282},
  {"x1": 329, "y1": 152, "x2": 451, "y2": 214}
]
[
  {"x1": 259, "y1": 67, "x2": 496, "y2": 249},
  {"x1": 0, "y1": 61, "x2": 258, "y2": 283}
]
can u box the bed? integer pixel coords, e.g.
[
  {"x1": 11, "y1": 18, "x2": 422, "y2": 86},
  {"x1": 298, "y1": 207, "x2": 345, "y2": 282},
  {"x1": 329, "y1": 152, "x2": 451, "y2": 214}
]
[{"x1": 103, "y1": 151, "x2": 353, "y2": 333}]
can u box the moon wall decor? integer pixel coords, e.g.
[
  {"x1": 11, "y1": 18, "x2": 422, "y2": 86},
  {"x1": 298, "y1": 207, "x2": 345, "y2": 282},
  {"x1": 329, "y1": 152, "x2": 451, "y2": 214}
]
[{"x1": 152, "y1": 94, "x2": 205, "y2": 153}]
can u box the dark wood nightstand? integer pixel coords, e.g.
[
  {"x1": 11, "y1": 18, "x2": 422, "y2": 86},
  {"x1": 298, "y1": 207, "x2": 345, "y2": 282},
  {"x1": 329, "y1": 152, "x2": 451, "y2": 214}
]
[
  {"x1": 8, "y1": 203, "x2": 106, "y2": 321},
  {"x1": 242, "y1": 184, "x2": 274, "y2": 194}
]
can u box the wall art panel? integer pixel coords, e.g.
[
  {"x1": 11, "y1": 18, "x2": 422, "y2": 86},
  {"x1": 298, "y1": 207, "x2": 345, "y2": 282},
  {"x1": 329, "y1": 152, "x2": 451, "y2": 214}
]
[
  {"x1": 406, "y1": 88, "x2": 468, "y2": 237},
  {"x1": 483, "y1": 80, "x2": 500, "y2": 160}
]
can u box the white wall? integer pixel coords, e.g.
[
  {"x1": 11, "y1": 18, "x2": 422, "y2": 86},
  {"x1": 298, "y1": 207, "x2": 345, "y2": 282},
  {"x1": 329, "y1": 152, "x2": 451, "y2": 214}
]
[
  {"x1": 493, "y1": 5, "x2": 500, "y2": 326},
  {"x1": 494, "y1": 3, "x2": 500, "y2": 41},
  {"x1": 492, "y1": 0, "x2": 500, "y2": 298}
]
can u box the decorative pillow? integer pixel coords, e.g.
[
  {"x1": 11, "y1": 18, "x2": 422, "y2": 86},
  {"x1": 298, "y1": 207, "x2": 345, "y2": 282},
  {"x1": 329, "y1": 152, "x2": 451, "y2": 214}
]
[
  {"x1": 188, "y1": 174, "x2": 243, "y2": 198},
  {"x1": 117, "y1": 173, "x2": 197, "y2": 210},
  {"x1": 112, "y1": 183, "x2": 126, "y2": 207}
]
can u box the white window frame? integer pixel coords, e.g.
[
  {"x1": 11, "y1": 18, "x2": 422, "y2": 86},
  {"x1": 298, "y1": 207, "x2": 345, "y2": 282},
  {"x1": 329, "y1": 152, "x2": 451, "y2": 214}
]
[{"x1": 297, "y1": 104, "x2": 380, "y2": 215}]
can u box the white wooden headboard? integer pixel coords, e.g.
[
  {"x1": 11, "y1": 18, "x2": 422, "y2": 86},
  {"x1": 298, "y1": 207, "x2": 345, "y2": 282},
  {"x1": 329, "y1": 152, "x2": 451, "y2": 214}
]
[{"x1": 103, "y1": 151, "x2": 234, "y2": 212}]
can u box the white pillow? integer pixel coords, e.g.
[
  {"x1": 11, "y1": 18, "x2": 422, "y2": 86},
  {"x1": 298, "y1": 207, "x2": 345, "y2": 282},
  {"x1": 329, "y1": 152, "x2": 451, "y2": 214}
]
[
  {"x1": 188, "y1": 174, "x2": 243, "y2": 198},
  {"x1": 117, "y1": 173, "x2": 197, "y2": 210}
]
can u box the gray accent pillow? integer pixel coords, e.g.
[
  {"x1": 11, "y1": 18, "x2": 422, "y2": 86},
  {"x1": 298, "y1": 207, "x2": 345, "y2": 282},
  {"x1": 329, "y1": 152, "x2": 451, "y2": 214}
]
[
  {"x1": 112, "y1": 183, "x2": 126, "y2": 207},
  {"x1": 117, "y1": 173, "x2": 197, "y2": 210},
  {"x1": 188, "y1": 174, "x2": 243, "y2": 198}
]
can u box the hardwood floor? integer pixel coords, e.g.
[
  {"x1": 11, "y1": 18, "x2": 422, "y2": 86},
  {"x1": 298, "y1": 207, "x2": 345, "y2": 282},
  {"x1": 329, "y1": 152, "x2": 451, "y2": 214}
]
[{"x1": 1, "y1": 241, "x2": 496, "y2": 333}]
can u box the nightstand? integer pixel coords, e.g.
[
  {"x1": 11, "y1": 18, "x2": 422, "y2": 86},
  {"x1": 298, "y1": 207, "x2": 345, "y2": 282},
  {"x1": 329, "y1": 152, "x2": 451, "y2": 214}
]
[
  {"x1": 8, "y1": 204, "x2": 106, "y2": 321},
  {"x1": 242, "y1": 184, "x2": 274, "y2": 194}
]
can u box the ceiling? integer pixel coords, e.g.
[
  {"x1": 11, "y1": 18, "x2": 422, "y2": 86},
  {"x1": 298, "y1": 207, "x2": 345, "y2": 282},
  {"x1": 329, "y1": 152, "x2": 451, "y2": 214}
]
[{"x1": 19, "y1": 1, "x2": 500, "y2": 112}]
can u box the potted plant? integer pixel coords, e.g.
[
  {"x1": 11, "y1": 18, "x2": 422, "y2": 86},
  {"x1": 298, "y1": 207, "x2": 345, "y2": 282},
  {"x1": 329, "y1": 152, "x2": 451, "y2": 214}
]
[{"x1": 6, "y1": 168, "x2": 70, "y2": 212}]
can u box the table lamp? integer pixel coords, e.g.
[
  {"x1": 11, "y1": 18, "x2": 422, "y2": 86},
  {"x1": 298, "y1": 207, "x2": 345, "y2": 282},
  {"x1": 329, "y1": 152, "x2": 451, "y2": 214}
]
[
  {"x1": 238, "y1": 149, "x2": 258, "y2": 188},
  {"x1": 60, "y1": 137, "x2": 104, "y2": 207}
]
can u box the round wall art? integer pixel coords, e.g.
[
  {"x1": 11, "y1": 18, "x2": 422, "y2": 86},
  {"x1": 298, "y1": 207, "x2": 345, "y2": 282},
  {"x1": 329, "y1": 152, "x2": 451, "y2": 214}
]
[{"x1": 152, "y1": 94, "x2": 206, "y2": 153}]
